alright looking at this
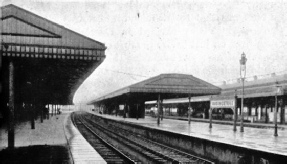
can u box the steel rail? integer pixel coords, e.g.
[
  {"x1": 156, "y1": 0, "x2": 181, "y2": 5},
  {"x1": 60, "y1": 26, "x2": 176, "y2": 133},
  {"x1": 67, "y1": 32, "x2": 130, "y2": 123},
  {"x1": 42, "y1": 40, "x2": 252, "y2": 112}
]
[
  {"x1": 72, "y1": 113, "x2": 138, "y2": 164},
  {"x1": 83, "y1": 113, "x2": 215, "y2": 164}
]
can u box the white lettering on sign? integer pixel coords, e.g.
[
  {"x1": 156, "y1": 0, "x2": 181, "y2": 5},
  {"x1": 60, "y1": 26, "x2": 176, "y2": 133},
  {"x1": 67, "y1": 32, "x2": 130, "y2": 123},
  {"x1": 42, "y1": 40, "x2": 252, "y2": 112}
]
[{"x1": 210, "y1": 99, "x2": 235, "y2": 108}]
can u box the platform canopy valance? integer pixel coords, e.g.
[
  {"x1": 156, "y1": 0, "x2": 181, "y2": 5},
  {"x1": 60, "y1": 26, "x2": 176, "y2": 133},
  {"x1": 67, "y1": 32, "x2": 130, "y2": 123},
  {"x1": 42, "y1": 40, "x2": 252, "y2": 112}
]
[
  {"x1": 1, "y1": 4, "x2": 106, "y2": 61},
  {"x1": 1, "y1": 44, "x2": 104, "y2": 61}
]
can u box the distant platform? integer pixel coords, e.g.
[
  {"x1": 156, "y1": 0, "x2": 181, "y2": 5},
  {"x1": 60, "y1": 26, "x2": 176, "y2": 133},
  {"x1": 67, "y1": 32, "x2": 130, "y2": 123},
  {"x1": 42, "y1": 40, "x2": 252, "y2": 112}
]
[{"x1": 93, "y1": 112, "x2": 287, "y2": 156}]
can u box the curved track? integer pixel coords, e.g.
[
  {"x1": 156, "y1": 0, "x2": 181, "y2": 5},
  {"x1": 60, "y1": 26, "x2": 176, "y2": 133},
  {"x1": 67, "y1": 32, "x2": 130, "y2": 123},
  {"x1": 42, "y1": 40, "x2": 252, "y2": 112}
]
[
  {"x1": 73, "y1": 112, "x2": 215, "y2": 164},
  {"x1": 72, "y1": 112, "x2": 138, "y2": 164}
]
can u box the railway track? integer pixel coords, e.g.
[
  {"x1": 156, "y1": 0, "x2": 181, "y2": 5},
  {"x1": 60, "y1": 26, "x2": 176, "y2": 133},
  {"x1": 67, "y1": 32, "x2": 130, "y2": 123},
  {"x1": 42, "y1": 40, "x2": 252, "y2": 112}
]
[
  {"x1": 73, "y1": 112, "x2": 215, "y2": 164},
  {"x1": 71, "y1": 112, "x2": 139, "y2": 164}
]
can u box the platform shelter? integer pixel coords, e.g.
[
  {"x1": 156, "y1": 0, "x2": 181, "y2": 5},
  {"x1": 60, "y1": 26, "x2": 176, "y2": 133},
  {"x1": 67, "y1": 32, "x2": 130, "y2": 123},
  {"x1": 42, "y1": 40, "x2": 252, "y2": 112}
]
[
  {"x1": 0, "y1": 4, "x2": 106, "y2": 148},
  {"x1": 90, "y1": 74, "x2": 221, "y2": 120},
  {"x1": 144, "y1": 74, "x2": 287, "y2": 125}
]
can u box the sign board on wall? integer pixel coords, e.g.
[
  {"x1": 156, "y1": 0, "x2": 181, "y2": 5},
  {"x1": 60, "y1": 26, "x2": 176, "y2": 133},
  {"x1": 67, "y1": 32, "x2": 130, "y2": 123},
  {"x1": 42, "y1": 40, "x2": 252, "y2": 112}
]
[{"x1": 210, "y1": 99, "x2": 235, "y2": 108}]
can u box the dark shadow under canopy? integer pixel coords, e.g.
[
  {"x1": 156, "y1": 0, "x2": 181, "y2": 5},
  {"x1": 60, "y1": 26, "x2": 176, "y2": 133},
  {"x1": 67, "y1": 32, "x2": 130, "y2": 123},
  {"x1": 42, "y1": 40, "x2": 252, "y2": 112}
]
[{"x1": 1, "y1": 4, "x2": 106, "y2": 106}]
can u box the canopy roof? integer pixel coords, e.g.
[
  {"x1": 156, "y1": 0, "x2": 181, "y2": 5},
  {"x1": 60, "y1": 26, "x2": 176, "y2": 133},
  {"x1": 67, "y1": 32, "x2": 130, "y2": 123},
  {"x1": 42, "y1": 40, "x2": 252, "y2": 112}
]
[
  {"x1": 92, "y1": 74, "x2": 221, "y2": 104},
  {"x1": 1, "y1": 4, "x2": 106, "y2": 105},
  {"x1": 217, "y1": 74, "x2": 287, "y2": 99},
  {"x1": 1, "y1": 4, "x2": 106, "y2": 49},
  {"x1": 145, "y1": 95, "x2": 211, "y2": 104}
]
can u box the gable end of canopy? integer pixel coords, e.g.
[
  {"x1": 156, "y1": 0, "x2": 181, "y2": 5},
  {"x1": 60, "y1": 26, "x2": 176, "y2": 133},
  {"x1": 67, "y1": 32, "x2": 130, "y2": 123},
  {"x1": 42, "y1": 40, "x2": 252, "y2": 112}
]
[
  {"x1": 129, "y1": 74, "x2": 221, "y2": 94},
  {"x1": 1, "y1": 4, "x2": 106, "y2": 61}
]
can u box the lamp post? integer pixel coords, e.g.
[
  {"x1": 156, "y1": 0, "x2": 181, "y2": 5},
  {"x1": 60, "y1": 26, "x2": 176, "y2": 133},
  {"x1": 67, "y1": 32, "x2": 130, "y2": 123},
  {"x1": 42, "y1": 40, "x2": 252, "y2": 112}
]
[
  {"x1": 240, "y1": 53, "x2": 247, "y2": 132},
  {"x1": 233, "y1": 90, "x2": 237, "y2": 132},
  {"x1": 274, "y1": 82, "x2": 282, "y2": 137}
]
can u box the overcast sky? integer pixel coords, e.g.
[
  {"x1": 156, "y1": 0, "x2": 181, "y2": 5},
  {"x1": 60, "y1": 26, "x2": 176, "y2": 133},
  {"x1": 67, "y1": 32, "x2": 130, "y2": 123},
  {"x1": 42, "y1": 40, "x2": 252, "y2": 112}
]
[{"x1": 2, "y1": 0, "x2": 287, "y2": 104}]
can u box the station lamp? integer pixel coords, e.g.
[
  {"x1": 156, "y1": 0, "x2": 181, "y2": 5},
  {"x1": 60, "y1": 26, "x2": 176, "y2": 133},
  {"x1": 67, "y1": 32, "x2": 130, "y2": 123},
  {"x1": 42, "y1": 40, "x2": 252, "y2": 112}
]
[{"x1": 239, "y1": 53, "x2": 247, "y2": 132}]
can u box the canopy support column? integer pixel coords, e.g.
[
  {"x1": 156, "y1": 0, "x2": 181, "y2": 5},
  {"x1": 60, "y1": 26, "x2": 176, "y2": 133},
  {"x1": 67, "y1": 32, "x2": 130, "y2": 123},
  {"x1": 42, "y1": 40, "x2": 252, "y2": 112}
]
[
  {"x1": 46, "y1": 104, "x2": 49, "y2": 119},
  {"x1": 274, "y1": 94, "x2": 278, "y2": 136},
  {"x1": 123, "y1": 103, "x2": 126, "y2": 118},
  {"x1": 188, "y1": 94, "x2": 191, "y2": 124},
  {"x1": 30, "y1": 103, "x2": 35, "y2": 129},
  {"x1": 8, "y1": 60, "x2": 15, "y2": 148},
  {"x1": 136, "y1": 104, "x2": 139, "y2": 120},
  {"x1": 157, "y1": 94, "x2": 161, "y2": 125},
  {"x1": 209, "y1": 108, "x2": 212, "y2": 128},
  {"x1": 40, "y1": 104, "x2": 43, "y2": 123},
  {"x1": 160, "y1": 99, "x2": 163, "y2": 121}
]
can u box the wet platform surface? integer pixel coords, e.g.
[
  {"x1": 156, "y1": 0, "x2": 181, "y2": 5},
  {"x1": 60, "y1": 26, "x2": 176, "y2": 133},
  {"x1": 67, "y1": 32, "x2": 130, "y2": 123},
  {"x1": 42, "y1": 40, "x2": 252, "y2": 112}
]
[
  {"x1": 0, "y1": 113, "x2": 72, "y2": 163},
  {"x1": 97, "y1": 113, "x2": 287, "y2": 156}
]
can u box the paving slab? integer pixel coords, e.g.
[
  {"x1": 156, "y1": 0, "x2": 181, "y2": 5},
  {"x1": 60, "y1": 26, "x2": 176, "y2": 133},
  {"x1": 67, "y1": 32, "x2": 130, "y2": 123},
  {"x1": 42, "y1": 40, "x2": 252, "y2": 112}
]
[
  {"x1": 0, "y1": 112, "x2": 107, "y2": 163},
  {"x1": 0, "y1": 114, "x2": 67, "y2": 149},
  {"x1": 0, "y1": 114, "x2": 72, "y2": 163}
]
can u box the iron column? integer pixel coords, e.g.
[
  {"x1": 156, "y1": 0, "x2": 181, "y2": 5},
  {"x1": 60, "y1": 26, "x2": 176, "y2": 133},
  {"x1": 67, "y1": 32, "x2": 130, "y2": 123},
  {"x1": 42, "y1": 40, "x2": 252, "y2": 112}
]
[
  {"x1": 8, "y1": 61, "x2": 15, "y2": 148},
  {"x1": 233, "y1": 90, "x2": 237, "y2": 132},
  {"x1": 188, "y1": 94, "x2": 191, "y2": 124},
  {"x1": 157, "y1": 94, "x2": 161, "y2": 125}
]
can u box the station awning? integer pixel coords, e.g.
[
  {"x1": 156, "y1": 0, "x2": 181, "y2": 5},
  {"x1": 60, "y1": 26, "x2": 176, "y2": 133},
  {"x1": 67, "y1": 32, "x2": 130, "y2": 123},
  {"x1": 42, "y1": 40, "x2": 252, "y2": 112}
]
[
  {"x1": 1, "y1": 4, "x2": 106, "y2": 105},
  {"x1": 91, "y1": 74, "x2": 221, "y2": 104},
  {"x1": 145, "y1": 95, "x2": 211, "y2": 104}
]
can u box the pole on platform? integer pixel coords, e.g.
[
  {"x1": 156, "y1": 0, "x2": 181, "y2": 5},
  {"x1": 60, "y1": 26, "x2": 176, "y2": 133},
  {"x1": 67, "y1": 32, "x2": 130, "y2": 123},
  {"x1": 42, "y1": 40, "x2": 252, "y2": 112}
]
[
  {"x1": 47, "y1": 104, "x2": 49, "y2": 119},
  {"x1": 40, "y1": 104, "x2": 43, "y2": 123},
  {"x1": 136, "y1": 104, "x2": 139, "y2": 120},
  {"x1": 274, "y1": 82, "x2": 281, "y2": 137},
  {"x1": 239, "y1": 53, "x2": 247, "y2": 133},
  {"x1": 160, "y1": 99, "x2": 163, "y2": 121},
  {"x1": 209, "y1": 108, "x2": 212, "y2": 128},
  {"x1": 274, "y1": 93, "x2": 278, "y2": 137},
  {"x1": 240, "y1": 78, "x2": 245, "y2": 132},
  {"x1": 51, "y1": 104, "x2": 53, "y2": 116},
  {"x1": 233, "y1": 90, "x2": 237, "y2": 132},
  {"x1": 8, "y1": 61, "x2": 15, "y2": 148},
  {"x1": 188, "y1": 94, "x2": 191, "y2": 124},
  {"x1": 31, "y1": 103, "x2": 35, "y2": 129},
  {"x1": 157, "y1": 94, "x2": 161, "y2": 125},
  {"x1": 123, "y1": 103, "x2": 126, "y2": 118}
]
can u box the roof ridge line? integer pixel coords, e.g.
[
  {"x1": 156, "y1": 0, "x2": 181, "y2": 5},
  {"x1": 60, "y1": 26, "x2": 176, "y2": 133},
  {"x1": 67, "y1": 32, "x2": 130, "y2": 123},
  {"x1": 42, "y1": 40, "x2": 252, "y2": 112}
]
[{"x1": 1, "y1": 4, "x2": 106, "y2": 48}]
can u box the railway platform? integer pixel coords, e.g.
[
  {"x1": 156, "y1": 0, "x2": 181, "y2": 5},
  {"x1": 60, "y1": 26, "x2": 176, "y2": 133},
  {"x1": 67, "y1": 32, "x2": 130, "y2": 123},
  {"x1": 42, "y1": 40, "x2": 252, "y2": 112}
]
[
  {"x1": 0, "y1": 112, "x2": 106, "y2": 164},
  {"x1": 95, "y1": 112, "x2": 287, "y2": 156}
]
